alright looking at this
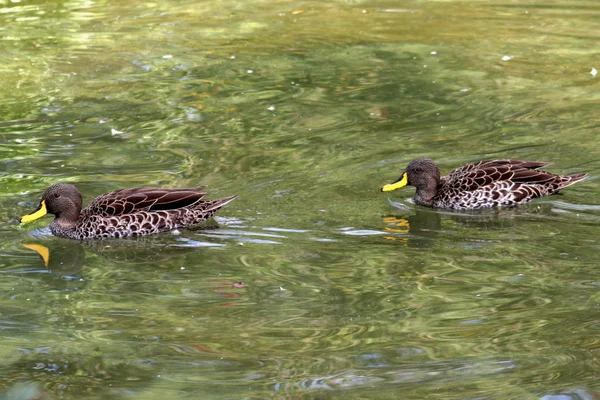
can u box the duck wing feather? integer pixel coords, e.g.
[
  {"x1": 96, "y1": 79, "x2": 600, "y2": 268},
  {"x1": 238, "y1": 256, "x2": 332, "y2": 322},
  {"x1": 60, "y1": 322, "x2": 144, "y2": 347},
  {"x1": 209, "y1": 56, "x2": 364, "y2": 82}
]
[
  {"x1": 82, "y1": 187, "x2": 209, "y2": 217},
  {"x1": 445, "y1": 160, "x2": 557, "y2": 192}
]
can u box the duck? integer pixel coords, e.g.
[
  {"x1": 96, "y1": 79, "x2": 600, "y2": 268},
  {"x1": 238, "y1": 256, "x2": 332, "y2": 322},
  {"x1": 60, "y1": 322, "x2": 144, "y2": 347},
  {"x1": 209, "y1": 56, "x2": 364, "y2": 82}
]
[
  {"x1": 381, "y1": 158, "x2": 587, "y2": 210},
  {"x1": 20, "y1": 183, "x2": 237, "y2": 239}
]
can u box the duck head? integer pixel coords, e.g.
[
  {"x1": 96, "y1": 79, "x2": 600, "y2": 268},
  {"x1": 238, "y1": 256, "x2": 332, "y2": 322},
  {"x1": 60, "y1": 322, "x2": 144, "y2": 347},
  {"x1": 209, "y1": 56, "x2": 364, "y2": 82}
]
[
  {"x1": 381, "y1": 158, "x2": 441, "y2": 203},
  {"x1": 21, "y1": 183, "x2": 83, "y2": 224}
]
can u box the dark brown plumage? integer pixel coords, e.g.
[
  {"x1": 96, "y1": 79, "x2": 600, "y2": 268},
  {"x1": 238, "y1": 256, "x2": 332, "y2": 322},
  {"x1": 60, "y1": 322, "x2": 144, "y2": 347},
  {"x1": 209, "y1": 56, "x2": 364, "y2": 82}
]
[
  {"x1": 381, "y1": 158, "x2": 587, "y2": 210},
  {"x1": 20, "y1": 183, "x2": 237, "y2": 239}
]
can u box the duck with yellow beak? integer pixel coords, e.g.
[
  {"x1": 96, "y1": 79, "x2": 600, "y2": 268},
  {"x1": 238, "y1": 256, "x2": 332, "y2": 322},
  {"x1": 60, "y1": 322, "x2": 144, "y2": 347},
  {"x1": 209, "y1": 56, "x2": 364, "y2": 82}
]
[
  {"x1": 381, "y1": 158, "x2": 587, "y2": 210},
  {"x1": 21, "y1": 183, "x2": 237, "y2": 239}
]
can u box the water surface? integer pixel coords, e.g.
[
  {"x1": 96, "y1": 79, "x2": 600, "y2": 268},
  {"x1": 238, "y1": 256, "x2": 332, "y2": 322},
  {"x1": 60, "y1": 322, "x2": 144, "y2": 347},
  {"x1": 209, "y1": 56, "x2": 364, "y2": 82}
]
[{"x1": 1, "y1": 0, "x2": 599, "y2": 399}]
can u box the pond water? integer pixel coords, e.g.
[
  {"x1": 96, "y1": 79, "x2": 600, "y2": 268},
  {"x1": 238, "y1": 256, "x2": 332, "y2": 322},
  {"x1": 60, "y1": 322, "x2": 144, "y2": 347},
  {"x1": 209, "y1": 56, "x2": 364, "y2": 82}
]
[{"x1": 1, "y1": 0, "x2": 599, "y2": 398}]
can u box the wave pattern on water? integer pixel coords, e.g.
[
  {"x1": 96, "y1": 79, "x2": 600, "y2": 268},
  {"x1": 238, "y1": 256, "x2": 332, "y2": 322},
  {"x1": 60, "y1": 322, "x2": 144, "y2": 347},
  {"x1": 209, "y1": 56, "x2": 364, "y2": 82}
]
[{"x1": 1, "y1": 0, "x2": 600, "y2": 398}]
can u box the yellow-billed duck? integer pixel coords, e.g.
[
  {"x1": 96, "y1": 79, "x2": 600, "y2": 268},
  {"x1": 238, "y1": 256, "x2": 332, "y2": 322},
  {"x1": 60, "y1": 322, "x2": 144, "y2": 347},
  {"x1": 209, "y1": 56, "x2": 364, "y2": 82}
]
[
  {"x1": 381, "y1": 158, "x2": 587, "y2": 210},
  {"x1": 21, "y1": 183, "x2": 236, "y2": 239}
]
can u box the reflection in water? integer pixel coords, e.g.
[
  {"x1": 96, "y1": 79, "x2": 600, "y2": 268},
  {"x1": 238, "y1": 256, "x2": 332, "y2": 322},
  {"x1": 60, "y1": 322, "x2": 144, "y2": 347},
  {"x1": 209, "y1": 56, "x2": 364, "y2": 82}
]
[
  {"x1": 382, "y1": 206, "x2": 452, "y2": 248},
  {"x1": 384, "y1": 198, "x2": 552, "y2": 239},
  {"x1": 383, "y1": 208, "x2": 441, "y2": 248},
  {"x1": 22, "y1": 243, "x2": 50, "y2": 267},
  {"x1": 22, "y1": 241, "x2": 86, "y2": 276},
  {"x1": 21, "y1": 236, "x2": 225, "y2": 275}
]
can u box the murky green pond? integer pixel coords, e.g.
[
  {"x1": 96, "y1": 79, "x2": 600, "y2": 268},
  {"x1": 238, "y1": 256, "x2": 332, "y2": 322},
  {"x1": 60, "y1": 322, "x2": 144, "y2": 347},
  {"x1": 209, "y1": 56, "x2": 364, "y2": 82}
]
[{"x1": 1, "y1": 0, "x2": 599, "y2": 398}]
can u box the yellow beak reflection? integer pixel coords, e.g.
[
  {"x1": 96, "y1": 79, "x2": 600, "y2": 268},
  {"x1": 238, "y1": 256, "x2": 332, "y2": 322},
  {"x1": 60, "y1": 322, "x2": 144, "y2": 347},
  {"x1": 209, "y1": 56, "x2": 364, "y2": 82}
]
[
  {"x1": 381, "y1": 173, "x2": 408, "y2": 192},
  {"x1": 21, "y1": 200, "x2": 48, "y2": 223},
  {"x1": 23, "y1": 243, "x2": 50, "y2": 267}
]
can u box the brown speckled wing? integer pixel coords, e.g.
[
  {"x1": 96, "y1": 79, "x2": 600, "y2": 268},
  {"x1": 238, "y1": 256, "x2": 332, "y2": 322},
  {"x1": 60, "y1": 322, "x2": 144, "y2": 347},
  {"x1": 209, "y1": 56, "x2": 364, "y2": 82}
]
[
  {"x1": 434, "y1": 159, "x2": 587, "y2": 209},
  {"x1": 82, "y1": 187, "x2": 208, "y2": 217},
  {"x1": 445, "y1": 159, "x2": 556, "y2": 192}
]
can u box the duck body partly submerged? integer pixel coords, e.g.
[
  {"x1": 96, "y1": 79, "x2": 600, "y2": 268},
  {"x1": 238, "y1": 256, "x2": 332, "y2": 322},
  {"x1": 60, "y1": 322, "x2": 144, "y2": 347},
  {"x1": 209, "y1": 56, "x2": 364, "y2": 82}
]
[
  {"x1": 21, "y1": 184, "x2": 237, "y2": 239},
  {"x1": 382, "y1": 158, "x2": 587, "y2": 210}
]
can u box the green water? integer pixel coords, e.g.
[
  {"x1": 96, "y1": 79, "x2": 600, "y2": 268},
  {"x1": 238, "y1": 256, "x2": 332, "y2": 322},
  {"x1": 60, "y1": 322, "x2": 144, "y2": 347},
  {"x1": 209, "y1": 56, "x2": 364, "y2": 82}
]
[{"x1": 1, "y1": 0, "x2": 599, "y2": 398}]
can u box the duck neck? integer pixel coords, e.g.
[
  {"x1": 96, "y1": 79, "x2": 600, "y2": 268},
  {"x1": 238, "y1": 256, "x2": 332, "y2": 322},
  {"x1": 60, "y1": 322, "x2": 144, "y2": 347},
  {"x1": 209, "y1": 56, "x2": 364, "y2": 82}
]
[
  {"x1": 54, "y1": 206, "x2": 81, "y2": 228},
  {"x1": 414, "y1": 183, "x2": 439, "y2": 207}
]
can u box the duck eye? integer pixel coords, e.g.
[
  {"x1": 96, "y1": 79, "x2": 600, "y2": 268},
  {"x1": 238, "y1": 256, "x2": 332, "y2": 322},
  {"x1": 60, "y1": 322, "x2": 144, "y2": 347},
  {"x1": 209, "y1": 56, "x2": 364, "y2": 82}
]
[{"x1": 54, "y1": 193, "x2": 60, "y2": 198}]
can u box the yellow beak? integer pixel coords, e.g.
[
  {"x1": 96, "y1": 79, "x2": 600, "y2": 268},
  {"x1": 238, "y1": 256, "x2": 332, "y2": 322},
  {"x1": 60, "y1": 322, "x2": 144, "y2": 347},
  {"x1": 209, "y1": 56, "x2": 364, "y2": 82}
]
[
  {"x1": 381, "y1": 173, "x2": 408, "y2": 192},
  {"x1": 21, "y1": 200, "x2": 48, "y2": 223}
]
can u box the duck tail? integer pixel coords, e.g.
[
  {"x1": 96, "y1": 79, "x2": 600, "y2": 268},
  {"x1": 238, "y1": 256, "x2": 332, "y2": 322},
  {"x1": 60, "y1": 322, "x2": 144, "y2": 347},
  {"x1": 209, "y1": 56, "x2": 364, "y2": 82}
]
[
  {"x1": 558, "y1": 173, "x2": 588, "y2": 189},
  {"x1": 205, "y1": 195, "x2": 238, "y2": 212}
]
